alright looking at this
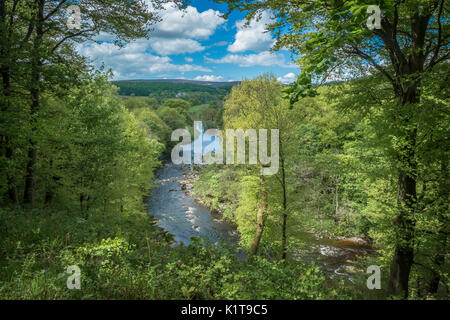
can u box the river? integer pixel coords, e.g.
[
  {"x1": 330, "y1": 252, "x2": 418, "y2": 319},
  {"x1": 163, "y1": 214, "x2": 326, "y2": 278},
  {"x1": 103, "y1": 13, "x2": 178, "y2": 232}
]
[{"x1": 148, "y1": 162, "x2": 239, "y2": 246}]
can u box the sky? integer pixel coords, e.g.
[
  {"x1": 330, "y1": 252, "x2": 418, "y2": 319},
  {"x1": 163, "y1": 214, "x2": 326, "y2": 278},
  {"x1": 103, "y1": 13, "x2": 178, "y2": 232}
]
[{"x1": 76, "y1": 0, "x2": 299, "y2": 84}]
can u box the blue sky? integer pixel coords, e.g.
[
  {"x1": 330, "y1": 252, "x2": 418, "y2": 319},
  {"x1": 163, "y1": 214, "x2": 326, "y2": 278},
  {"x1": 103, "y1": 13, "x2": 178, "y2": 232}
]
[{"x1": 76, "y1": 0, "x2": 299, "y2": 83}]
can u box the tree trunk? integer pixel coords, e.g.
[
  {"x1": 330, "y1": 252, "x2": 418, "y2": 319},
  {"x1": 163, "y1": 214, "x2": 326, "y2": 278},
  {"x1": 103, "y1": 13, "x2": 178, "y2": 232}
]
[
  {"x1": 1, "y1": 69, "x2": 19, "y2": 205},
  {"x1": 24, "y1": 0, "x2": 44, "y2": 206},
  {"x1": 427, "y1": 235, "x2": 446, "y2": 294},
  {"x1": 280, "y1": 157, "x2": 288, "y2": 260},
  {"x1": 5, "y1": 139, "x2": 18, "y2": 205},
  {"x1": 23, "y1": 144, "x2": 38, "y2": 205},
  {"x1": 427, "y1": 155, "x2": 449, "y2": 295},
  {"x1": 387, "y1": 84, "x2": 419, "y2": 298},
  {"x1": 334, "y1": 177, "x2": 339, "y2": 225},
  {"x1": 250, "y1": 166, "x2": 267, "y2": 255},
  {"x1": 0, "y1": 1, "x2": 19, "y2": 205}
]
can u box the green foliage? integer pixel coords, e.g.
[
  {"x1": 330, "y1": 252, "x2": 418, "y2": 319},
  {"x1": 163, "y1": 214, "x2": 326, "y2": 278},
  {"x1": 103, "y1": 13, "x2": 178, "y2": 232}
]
[
  {"x1": 193, "y1": 165, "x2": 241, "y2": 220},
  {"x1": 122, "y1": 97, "x2": 159, "y2": 111},
  {"x1": 234, "y1": 175, "x2": 262, "y2": 248},
  {"x1": 157, "y1": 106, "x2": 190, "y2": 131},
  {"x1": 155, "y1": 98, "x2": 192, "y2": 130},
  {"x1": 282, "y1": 72, "x2": 318, "y2": 106},
  {"x1": 0, "y1": 207, "x2": 333, "y2": 300},
  {"x1": 188, "y1": 101, "x2": 224, "y2": 128},
  {"x1": 134, "y1": 108, "x2": 172, "y2": 144},
  {"x1": 162, "y1": 98, "x2": 191, "y2": 111},
  {"x1": 0, "y1": 206, "x2": 165, "y2": 299}
]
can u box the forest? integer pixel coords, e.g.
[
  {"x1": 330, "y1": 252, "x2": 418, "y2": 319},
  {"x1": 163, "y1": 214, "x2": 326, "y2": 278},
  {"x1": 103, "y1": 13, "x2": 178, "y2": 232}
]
[
  {"x1": 0, "y1": 0, "x2": 448, "y2": 301},
  {"x1": 113, "y1": 80, "x2": 235, "y2": 104}
]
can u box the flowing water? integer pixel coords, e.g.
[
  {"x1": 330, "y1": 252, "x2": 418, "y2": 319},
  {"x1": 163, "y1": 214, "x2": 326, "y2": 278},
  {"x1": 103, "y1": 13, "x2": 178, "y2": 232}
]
[{"x1": 148, "y1": 162, "x2": 238, "y2": 246}]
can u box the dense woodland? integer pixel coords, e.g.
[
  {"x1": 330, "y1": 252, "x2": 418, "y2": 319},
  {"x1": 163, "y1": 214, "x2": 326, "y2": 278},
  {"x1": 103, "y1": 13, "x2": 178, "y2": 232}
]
[
  {"x1": 114, "y1": 80, "x2": 235, "y2": 105},
  {"x1": 0, "y1": 0, "x2": 449, "y2": 300}
]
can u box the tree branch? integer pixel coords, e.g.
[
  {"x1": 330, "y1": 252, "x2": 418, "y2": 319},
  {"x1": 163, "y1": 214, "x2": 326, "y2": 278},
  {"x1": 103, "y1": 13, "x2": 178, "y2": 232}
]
[
  {"x1": 374, "y1": 15, "x2": 407, "y2": 73},
  {"x1": 427, "y1": 0, "x2": 445, "y2": 70},
  {"x1": 18, "y1": 20, "x2": 35, "y2": 50},
  {"x1": 43, "y1": 0, "x2": 67, "y2": 21},
  {"x1": 51, "y1": 29, "x2": 94, "y2": 53},
  {"x1": 348, "y1": 45, "x2": 395, "y2": 85},
  {"x1": 7, "y1": 0, "x2": 20, "y2": 42}
]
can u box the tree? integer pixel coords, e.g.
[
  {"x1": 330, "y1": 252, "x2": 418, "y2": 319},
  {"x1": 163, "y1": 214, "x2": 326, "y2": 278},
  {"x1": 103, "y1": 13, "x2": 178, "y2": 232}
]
[
  {"x1": 134, "y1": 107, "x2": 172, "y2": 144},
  {"x1": 219, "y1": 0, "x2": 449, "y2": 298},
  {"x1": 0, "y1": 0, "x2": 180, "y2": 207},
  {"x1": 144, "y1": 97, "x2": 160, "y2": 110},
  {"x1": 223, "y1": 74, "x2": 296, "y2": 258},
  {"x1": 157, "y1": 106, "x2": 189, "y2": 131},
  {"x1": 0, "y1": 0, "x2": 35, "y2": 205},
  {"x1": 162, "y1": 98, "x2": 191, "y2": 110}
]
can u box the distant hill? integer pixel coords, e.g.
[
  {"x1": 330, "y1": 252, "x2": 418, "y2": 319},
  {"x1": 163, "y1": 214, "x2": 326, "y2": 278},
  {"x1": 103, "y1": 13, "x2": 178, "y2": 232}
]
[
  {"x1": 112, "y1": 79, "x2": 240, "y2": 96},
  {"x1": 114, "y1": 79, "x2": 241, "y2": 88},
  {"x1": 112, "y1": 79, "x2": 240, "y2": 104}
]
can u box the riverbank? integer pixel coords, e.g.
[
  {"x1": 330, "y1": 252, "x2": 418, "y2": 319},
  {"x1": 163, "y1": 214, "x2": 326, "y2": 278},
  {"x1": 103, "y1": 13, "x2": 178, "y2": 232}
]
[{"x1": 179, "y1": 165, "x2": 234, "y2": 219}]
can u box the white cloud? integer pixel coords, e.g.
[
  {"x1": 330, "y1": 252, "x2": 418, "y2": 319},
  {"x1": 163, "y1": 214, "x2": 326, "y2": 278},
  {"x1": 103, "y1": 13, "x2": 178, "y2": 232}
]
[
  {"x1": 185, "y1": 57, "x2": 193, "y2": 62},
  {"x1": 150, "y1": 38, "x2": 204, "y2": 55},
  {"x1": 77, "y1": 41, "x2": 211, "y2": 79},
  {"x1": 194, "y1": 75, "x2": 224, "y2": 81},
  {"x1": 94, "y1": 3, "x2": 225, "y2": 56},
  {"x1": 277, "y1": 72, "x2": 297, "y2": 84},
  {"x1": 228, "y1": 12, "x2": 275, "y2": 53},
  {"x1": 150, "y1": 3, "x2": 225, "y2": 40},
  {"x1": 205, "y1": 51, "x2": 294, "y2": 68}
]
